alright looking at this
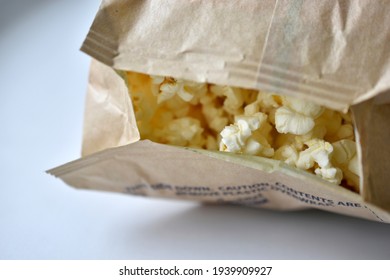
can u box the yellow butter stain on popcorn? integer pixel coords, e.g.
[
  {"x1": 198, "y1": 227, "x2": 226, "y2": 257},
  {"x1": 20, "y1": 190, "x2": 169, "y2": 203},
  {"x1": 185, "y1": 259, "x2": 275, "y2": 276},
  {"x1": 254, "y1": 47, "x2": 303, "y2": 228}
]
[{"x1": 125, "y1": 71, "x2": 361, "y2": 192}]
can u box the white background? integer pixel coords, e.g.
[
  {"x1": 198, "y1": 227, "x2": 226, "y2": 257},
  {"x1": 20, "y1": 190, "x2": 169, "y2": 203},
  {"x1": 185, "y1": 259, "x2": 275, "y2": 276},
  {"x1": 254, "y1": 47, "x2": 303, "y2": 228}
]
[{"x1": 1, "y1": 0, "x2": 390, "y2": 260}]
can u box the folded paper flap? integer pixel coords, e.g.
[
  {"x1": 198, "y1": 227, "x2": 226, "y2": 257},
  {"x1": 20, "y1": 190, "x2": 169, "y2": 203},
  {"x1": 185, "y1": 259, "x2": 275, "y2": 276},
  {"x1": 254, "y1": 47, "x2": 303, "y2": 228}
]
[
  {"x1": 49, "y1": 140, "x2": 390, "y2": 223},
  {"x1": 81, "y1": 0, "x2": 390, "y2": 111},
  {"x1": 81, "y1": 59, "x2": 140, "y2": 156},
  {"x1": 352, "y1": 99, "x2": 390, "y2": 212}
]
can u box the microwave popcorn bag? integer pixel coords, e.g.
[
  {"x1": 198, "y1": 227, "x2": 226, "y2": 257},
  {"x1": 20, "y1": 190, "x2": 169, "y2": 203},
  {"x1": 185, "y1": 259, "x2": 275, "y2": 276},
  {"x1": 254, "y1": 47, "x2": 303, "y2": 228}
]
[{"x1": 48, "y1": 0, "x2": 390, "y2": 222}]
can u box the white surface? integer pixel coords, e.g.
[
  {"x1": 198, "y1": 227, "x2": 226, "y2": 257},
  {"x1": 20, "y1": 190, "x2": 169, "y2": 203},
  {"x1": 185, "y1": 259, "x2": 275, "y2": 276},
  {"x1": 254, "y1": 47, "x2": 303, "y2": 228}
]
[{"x1": 1, "y1": 0, "x2": 390, "y2": 260}]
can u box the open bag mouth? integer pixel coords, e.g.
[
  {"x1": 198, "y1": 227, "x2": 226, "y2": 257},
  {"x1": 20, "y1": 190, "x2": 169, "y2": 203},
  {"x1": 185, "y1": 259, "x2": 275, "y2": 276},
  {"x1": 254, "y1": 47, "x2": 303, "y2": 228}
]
[
  {"x1": 48, "y1": 59, "x2": 390, "y2": 224},
  {"x1": 121, "y1": 70, "x2": 361, "y2": 193},
  {"x1": 49, "y1": 0, "x2": 390, "y2": 222}
]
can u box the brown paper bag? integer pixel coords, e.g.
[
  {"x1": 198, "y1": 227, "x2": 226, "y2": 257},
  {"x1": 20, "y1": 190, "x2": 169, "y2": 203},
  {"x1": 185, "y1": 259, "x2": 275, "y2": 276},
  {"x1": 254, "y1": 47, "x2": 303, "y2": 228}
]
[{"x1": 48, "y1": 0, "x2": 390, "y2": 222}]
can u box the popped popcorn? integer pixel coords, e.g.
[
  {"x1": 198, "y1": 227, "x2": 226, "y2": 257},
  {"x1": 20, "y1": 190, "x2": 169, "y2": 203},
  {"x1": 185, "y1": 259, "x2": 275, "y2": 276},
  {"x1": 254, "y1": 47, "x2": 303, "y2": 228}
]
[
  {"x1": 332, "y1": 139, "x2": 357, "y2": 166},
  {"x1": 275, "y1": 106, "x2": 317, "y2": 135},
  {"x1": 156, "y1": 77, "x2": 207, "y2": 104},
  {"x1": 296, "y1": 139, "x2": 333, "y2": 169},
  {"x1": 219, "y1": 113, "x2": 274, "y2": 157},
  {"x1": 210, "y1": 85, "x2": 244, "y2": 115},
  {"x1": 125, "y1": 71, "x2": 360, "y2": 192},
  {"x1": 154, "y1": 117, "x2": 206, "y2": 148},
  {"x1": 274, "y1": 145, "x2": 299, "y2": 166},
  {"x1": 275, "y1": 96, "x2": 324, "y2": 135},
  {"x1": 200, "y1": 95, "x2": 229, "y2": 133},
  {"x1": 332, "y1": 139, "x2": 361, "y2": 191},
  {"x1": 315, "y1": 166, "x2": 343, "y2": 185}
]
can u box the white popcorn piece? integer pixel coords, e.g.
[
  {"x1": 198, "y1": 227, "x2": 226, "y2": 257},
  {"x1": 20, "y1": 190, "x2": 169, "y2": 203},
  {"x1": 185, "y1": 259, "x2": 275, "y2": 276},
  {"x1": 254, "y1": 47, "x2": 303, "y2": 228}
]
[
  {"x1": 244, "y1": 91, "x2": 280, "y2": 116},
  {"x1": 241, "y1": 137, "x2": 274, "y2": 157},
  {"x1": 150, "y1": 75, "x2": 165, "y2": 85},
  {"x1": 332, "y1": 139, "x2": 357, "y2": 166},
  {"x1": 220, "y1": 115, "x2": 257, "y2": 152},
  {"x1": 220, "y1": 113, "x2": 274, "y2": 157},
  {"x1": 346, "y1": 154, "x2": 361, "y2": 192},
  {"x1": 183, "y1": 81, "x2": 208, "y2": 105},
  {"x1": 282, "y1": 96, "x2": 323, "y2": 118},
  {"x1": 307, "y1": 139, "x2": 333, "y2": 168},
  {"x1": 315, "y1": 166, "x2": 343, "y2": 185},
  {"x1": 164, "y1": 117, "x2": 205, "y2": 147},
  {"x1": 274, "y1": 145, "x2": 299, "y2": 166},
  {"x1": 232, "y1": 119, "x2": 251, "y2": 141},
  {"x1": 159, "y1": 80, "x2": 193, "y2": 103},
  {"x1": 267, "y1": 108, "x2": 277, "y2": 125},
  {"x1": 244, "y1": 101, "x2": 260, "y2": 116},
  {"x1": 243, "y1": 138, "x2": 262, "y2": 155},
  {"x1": 150, "y1": 75, "x2": 165, "y2": 96},
  {"x1": 258, "y1": 92, "x2": 281, "y2": 110},
  {"x1": 250, "y1": 132, "x2": 275, "y2": 157},
  {"x1": 158, "y1": 78, "x2": 207, "y2": 104},
  {"x1": 220, "y1": 124, "x2": 248, "y2": 153},
  {"x1": 245, "y1": 98, "x2": 277, "y2": 133},
  {"x1": 296, "y1": 139, "x2": 345, "y2": 185},
  {"x1": 210, "y1": 85, "x2": 244, "y2": 115},
  {"x1": 275, "y1": 96, "x2": 324, "y2": 135},
  {"x1": 296, "y1": 149, "x2": 315, "y2": 170},
  {"x1": 234, "y1": 113, "x2": 267, "y2": 131},
  {"x1": 296, "y1": 139, "x2": 333, "y2": 169},
  {"x1": 331, "y1": 139, "x2": 360, "y2": 190},
  {"x1": 158, "y1": 83, "x2": 179, "y2": 103},
  {"x1": 275, "y1": 106, "x2": 316, "y2": 135}
]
